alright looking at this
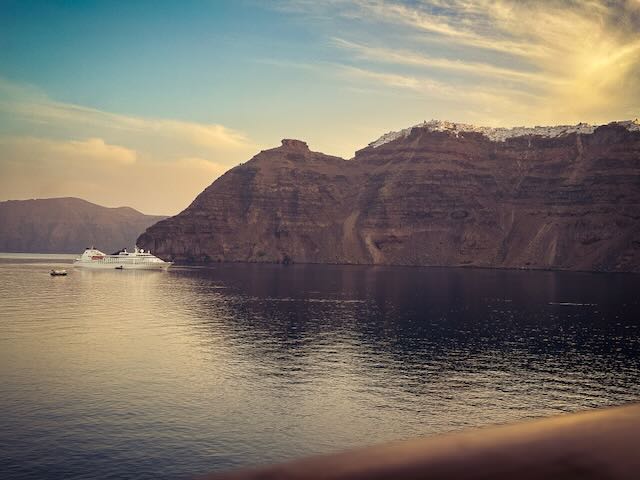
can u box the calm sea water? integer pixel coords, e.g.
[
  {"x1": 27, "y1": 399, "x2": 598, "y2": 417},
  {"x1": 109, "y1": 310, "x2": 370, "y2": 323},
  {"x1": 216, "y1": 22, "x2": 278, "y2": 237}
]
[{"x1": 1, "y1": 254, "x2": 639, "y2": 479}]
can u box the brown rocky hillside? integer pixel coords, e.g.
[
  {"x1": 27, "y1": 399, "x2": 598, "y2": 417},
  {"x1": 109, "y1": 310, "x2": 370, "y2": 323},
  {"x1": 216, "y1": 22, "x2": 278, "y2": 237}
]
[{"x1": 138, "y1": 122, "x2": 640, "y2": 272}]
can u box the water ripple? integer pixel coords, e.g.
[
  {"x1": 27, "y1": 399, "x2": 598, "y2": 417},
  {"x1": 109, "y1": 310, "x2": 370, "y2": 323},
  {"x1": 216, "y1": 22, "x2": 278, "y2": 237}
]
[{"x1": 0, "y1": 260, "x2": 639, "y2": 479}]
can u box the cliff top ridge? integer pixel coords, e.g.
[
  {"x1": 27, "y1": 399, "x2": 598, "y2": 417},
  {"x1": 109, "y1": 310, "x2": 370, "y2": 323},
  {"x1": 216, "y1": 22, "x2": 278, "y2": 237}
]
[
  {"x1": 369, "y1": 118, "x2": 640, "y2": 148},
  {"x1": 281, "y1": 139, "x2": 309, "y2": 151}
]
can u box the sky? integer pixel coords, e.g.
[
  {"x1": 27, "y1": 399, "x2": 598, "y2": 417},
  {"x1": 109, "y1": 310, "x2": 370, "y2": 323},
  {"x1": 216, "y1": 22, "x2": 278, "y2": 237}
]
[{"x1": 1, "y1": 0, "x2": 639, "y2": 215}]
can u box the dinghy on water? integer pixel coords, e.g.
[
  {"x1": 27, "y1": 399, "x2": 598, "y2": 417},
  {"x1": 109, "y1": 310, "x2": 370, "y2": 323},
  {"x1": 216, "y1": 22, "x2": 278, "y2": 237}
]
[{"x1": 50, "y1": 269, "x2": 68, "y2": 276}]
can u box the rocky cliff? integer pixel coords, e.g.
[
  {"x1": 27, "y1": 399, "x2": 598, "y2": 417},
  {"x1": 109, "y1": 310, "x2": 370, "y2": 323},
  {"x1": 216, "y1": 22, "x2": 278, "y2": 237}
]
[
  {"x1": 0, "y1": 197, "x2": 166, "y2": 253},
  {"x1": 138, "y1": 122, "x2": 640, "y2": 272}
]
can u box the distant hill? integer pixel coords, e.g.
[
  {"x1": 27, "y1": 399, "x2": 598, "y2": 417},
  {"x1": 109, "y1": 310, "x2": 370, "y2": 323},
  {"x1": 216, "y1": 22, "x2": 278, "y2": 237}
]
[{"x1": 0, "y1": 197, "x2": 167, "y2": 253}]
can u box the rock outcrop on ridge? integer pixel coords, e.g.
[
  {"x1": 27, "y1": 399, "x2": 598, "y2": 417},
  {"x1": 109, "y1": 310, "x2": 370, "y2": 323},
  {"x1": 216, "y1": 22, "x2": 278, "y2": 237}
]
[
  {"x1": 138, "y1": 121, "x2": 640, "y2": 272},
  {"x1": 0, "y1": 197, "x2": 166, "y2": 253}
]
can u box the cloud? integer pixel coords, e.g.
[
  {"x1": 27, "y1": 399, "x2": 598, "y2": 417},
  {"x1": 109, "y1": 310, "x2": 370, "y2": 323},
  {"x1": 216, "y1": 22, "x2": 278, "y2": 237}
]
[
  {"x1": 0, "y1": 136, "x2": 235, "y2": 215},
  {"x1": 173, "y1": 156, "x2": 228, "y2": 175},
  {"x1": 331, "y1": 37, "x2": 556, "y2": 87},
  {"x1": 273, "y1": 0, "x2": 640, "y2": 125},
  {"x1": 344, "y1": 0, "x2": 547, "y2": 57},
  {"x1": 0, "y1": 79, "x2": 261, "y2": 214},
  {"x1": 0, "y1": 81, "x2": 253, "y2": 152},
  {"x1": 263, "y1": 58, "x2": 542, "y2": 120},
  {"x1": 55, "y1": 137, "x2": 137, "y2": 165},
  {"x1": 274, "y1": 0, "x2": 546, "y2": 56},
  {"x1": 0, "y1": 136, "x2": 137, "y2": 167},
  {"x1": 338, "y1": 65, "x2": 422, "y2": 90}
]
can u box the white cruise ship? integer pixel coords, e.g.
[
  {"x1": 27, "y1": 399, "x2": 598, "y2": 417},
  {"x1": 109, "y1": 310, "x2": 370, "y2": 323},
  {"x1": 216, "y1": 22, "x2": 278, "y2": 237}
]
[{"x1": 73, "y1": 246, "x2": 172, "y2": 270}]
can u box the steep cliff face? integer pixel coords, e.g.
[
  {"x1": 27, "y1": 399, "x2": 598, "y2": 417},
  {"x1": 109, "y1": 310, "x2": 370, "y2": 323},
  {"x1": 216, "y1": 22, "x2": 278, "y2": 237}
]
[
  {"x1": 138, "y1": 122, "x2": 640, "y2": 272},
  {"x1": 0, "y1": 197, "x2": 166, "y2": 253},
  {"x1": 352, "y1": 123, "x2": 640, "y2": 271},
  {"x1": 139, "y1": 140, "x2": 365, "y2": 264}
]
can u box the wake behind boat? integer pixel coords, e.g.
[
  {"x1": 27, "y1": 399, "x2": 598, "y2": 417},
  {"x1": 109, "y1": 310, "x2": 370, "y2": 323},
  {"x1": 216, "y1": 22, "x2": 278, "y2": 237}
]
[{"x1": 73, "y1": 246, "x2": 172, "y2": 270}]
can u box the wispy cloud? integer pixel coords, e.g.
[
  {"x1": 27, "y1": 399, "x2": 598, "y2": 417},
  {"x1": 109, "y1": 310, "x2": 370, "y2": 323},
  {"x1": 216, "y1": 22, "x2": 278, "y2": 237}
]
[
  {"x1": 341, "y1": 0, "x2": 549, "y2": 57},
  {"x1": 0, "y1": 80, "x2": 253, "y2": 151},
  {"x1": 331, "y1": 38, "x2": 557, "y2": 87},
  {"x1": 55, "y1": 137, "x2": 137, "y2": 165},
  {"x1": 272, "y1": 0, "x2": 640, "y2": 125},
  {"x1": 0, "y1": 79, "x2": 260, "y2": 214},
  {"x1": 337, "y1": 65, "x2": 422, "y2": 90},
  {"x1": 0, "y1": 135, "x2": 233, "y2": 215}
]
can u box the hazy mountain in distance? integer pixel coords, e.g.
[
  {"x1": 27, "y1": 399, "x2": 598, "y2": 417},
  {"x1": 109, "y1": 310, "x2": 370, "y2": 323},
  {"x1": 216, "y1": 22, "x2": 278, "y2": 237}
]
[
  {"x1": 138, "y1": 120, "x2": 640, "y2": 273},
  {"x1": 0, "y1": 197, "x2": 167, "y2": 253}
]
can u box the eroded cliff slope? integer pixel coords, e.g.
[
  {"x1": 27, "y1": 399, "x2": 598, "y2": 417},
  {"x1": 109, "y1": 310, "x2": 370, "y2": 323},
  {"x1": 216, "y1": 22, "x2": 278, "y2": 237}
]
[{"x1": 138, "y1": 122, "x2": 640, "y2": 272}]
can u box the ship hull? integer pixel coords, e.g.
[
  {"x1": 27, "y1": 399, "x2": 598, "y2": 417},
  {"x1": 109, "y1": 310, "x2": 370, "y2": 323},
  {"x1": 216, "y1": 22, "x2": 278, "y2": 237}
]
[{"x1": 73, "y1": 260, "x2": 172, "y2": 270}]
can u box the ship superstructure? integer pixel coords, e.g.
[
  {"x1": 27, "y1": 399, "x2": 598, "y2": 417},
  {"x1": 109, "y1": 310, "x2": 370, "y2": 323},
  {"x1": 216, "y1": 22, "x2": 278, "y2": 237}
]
[{"x1": 73, "y1": 246, "x2": 172, "y2": 270}]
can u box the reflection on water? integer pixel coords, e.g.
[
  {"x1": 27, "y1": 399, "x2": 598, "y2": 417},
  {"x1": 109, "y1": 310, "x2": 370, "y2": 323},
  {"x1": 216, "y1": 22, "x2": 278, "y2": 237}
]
[{"x1": 1, "y1": 258, "x2": 639, "y2": 479}]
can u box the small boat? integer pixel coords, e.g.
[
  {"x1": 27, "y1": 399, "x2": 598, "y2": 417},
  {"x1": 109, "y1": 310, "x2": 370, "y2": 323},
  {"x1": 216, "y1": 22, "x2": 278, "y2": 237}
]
[
  {"x1": 50, "y1": 269, "x2": 68, "y2": 276},
  {"x1": 115, "y1": 265, "x2": 124, "y2": 270}
]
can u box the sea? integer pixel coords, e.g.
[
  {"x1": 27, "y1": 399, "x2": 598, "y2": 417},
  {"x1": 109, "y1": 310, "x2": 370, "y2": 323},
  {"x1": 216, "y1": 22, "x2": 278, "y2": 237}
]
[{"x1": 1, "y1": 253, "x2": 639, "y2": 479}]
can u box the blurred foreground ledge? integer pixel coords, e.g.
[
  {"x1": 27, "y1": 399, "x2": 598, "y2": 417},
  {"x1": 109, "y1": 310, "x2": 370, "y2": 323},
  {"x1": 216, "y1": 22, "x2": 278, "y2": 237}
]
[{"x1": 201, "y1": 403, "x2": 640, "y2": 480}]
